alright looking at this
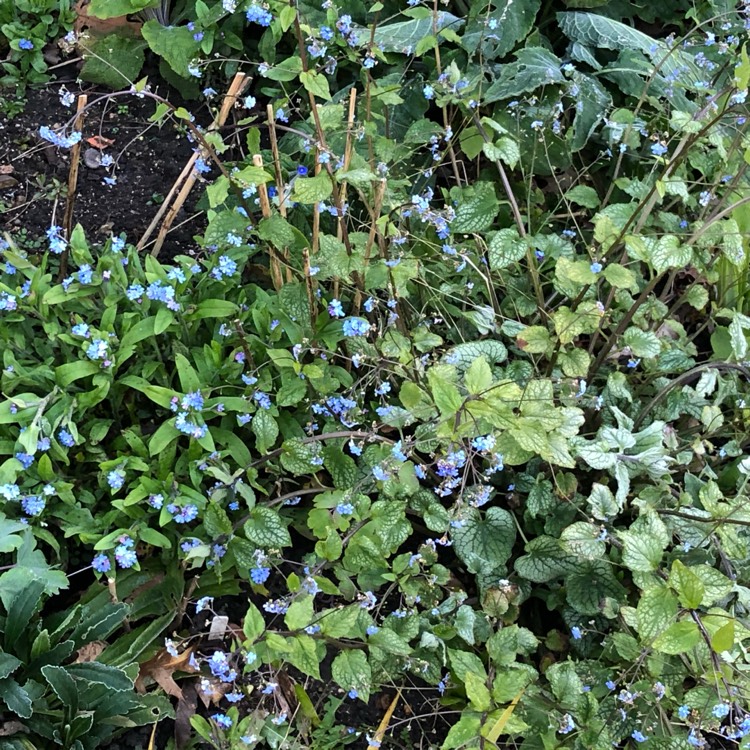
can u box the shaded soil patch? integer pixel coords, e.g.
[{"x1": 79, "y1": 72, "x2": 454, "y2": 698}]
[{"x1": 0, "y1": 79, "x2": 211, "y2": 259}]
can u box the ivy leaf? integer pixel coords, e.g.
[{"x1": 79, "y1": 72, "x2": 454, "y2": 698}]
[
  {"x1": 565, "y1": 185, "x2": 600, "y2": 209},
  {"x1": 280, "y1": 439, "x2": 323, "y2": 475},
  {"x1": 258, "y1": 215, "x2": 296, "y2": 250},
  {"x1": 452, "y1": 507, "x2": 516, "y2": 577},
  {"x1": 442, "y1": 341, "x2": 508, "y2": 369},
  {"x1": 691, "y1": 565, "x2": 733, "y2": 607},
  {"x1": 244, "y1": 507, "x2": 291, "y2": 549},
  {"x1": 285, "y1": 597, "x2": 315, "y2": 631},
  {"x1": 286, "y1": 635, "x2": 321, "y2": 679},
  {"x1": 331, "y1": 650, "x2": 371, "y2": 702}
]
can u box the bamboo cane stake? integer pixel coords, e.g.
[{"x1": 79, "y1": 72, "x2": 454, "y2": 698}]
[
  {"x1": 254, "y1": 154, "x2": 283, "y2": 290},
  {"x1": 143, "y1": 72, "x2": 249, "y2": 256},
  {"x1": 59, "y1": 94, "x2": 87, "y2": 281},
  {"x1": 267, "y1": 104, "x2": 293, "y2": 282}
]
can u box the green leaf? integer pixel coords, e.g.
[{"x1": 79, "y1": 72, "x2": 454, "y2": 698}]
[
  {"x1": 190, "y1": 300, "x2": 239, "y2": 320},
  {"x1": 462, "y1": 0, "x2": 540, "y2": 59},
  {"x1": 465, "y1": 671, "x2": 491, "y2": 712},
  {"x1": 141, "y1": 21, "x2": 201, "y2": 77},
  {"x1": 488, "y1": 228, "x2": 526, "y2": 269},
  {"x1": 652, "y1": 620, "x2": 700, "y2": 654},
  {"x1": 286, "y1": 634, "x2": 320, "y2": 679},
  {"x1": 452, "y1": 507, "x2": 516, "y2": 577},
  {"x1": 621, "y1": 528, "x2": 665, "y2": 572},
  {"x1": 331, "y1": 650, "x2": 371, "y2": 702},
  {"x1": 484, "y1": 47, "x2": 564, "y2": 102},
  {"x1": 427, "y1": 365, "x2": 463, "y2": 418},
  {"x1": 669, "y1": 560, "x2": 705, "y2": 609},
  {"x1": 258, "y1": 215, "x2": 296, "y2": 250},
  {"x1": 566, "y1": 561, "x2": 626, "y2": 615},
  {"x1": 0, "y1": 678, "x2": 32, "y2": 718},
  {"x1": 465, "y1": 357, "x2": 493, "y2": 395},
  {"x1": 565, "y1": 185, "x2": 600, "y2": 208},
  {"x1": 4, "y1": 577, "x2": 45, "y2": 651},
  {"x1": 442, "y1": 341, "x2": 508, "y2": 369},
  {"x1": 42, "y1": 665, "x2": 78, "y2": 717},
  {"x1": 280, "y1": 439, "x2": 324, "y2": 476},
  {"x1": 285, "y1": 597, "x2": 314, "y2": 631},
  {"x1": 65, "y1": 662, "x2": 134, "y2": 692},
  {"x1": 323, "y1": 446, "x2": 357, "y2": 489},
  {"x1": 204, "y1": 504, "x2": 232, "y2": 538},
  {"x1": 711, "y1": 620, "x2": 735, "y2": 652},
  {"x1": 452, "y1": 182, "x2": 499, "y2": 233},
  {"x1": 88, "y1": 0, "x2": 158, "y2": 18},
  {"x1": 243, "y1": 603, "x2": 265, "y2": 642},
  {"x1": 245, "y1": 507, "x2": 291, "y2": 549},
  {"x1": 691, "y1": 565, "x2": 733, "y2": 607},
  {"x1": 80, "y1": 35, "x2": 146, "y2": 89},
  {"x1": 300, "y1": 70, "x2": 331, "y2": 100},
  {"x1": 292, "y1": 173, "x2": 333, "y2": 204},
  {"x1": 442, "y1": 714, "x2": 482, "y2": 750},
  {"x1": 371, "y1": 12, "x2": 464, "y2": 53},
  {"x1": 0, "y1": 653, "x2": 21, "y2": 680},
  {"x1": 252, "y1": 409, "x2": 279, "y2": 454},
  {"x1": 514, "y1": 536, "x2": 578, "y2": 583},
  {"x1": 637, "y1": 586, "x2": 677, "y2": 641}
]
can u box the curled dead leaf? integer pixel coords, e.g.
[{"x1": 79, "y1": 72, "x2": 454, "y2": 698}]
[
  {"x1": 86, "y1": 135, "x2": 115, "y2": 149},
  {"x1": 136, "y1": 646, "x2": 199, "y2": 700}
]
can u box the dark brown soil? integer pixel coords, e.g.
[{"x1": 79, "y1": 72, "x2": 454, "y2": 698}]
[{"x1": 0, "y1": 79, "x2": 210, "y2": 258}]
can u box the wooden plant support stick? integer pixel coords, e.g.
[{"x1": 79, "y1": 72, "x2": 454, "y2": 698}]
[
  {"x1": 333, "y1": 89, "x2": 357, "y2": 300},
  {"x1": 146, "y1": 72, "x2": 249, "y2": 257},
  {"x1": 353, "y1": 178, "x2": 385, "y2": 315},
  {"x1": 254, "y1": 154, "x2": 284, "y2": 291},
  {"x1": 59, "y1": 94, "x2": 87, "y2": 280},
  {"x1": 267, "y1": 104, "x2": 292, "y2": 282}
]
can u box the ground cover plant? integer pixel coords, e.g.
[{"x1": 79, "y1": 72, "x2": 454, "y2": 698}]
[{"x1": 1, "y1": 0, "x2": 750, "y2": 748}]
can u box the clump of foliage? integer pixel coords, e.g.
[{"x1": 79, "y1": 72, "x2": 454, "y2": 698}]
[{"x1": 2, "y1": 0, "x2": 750, "y2": 748}]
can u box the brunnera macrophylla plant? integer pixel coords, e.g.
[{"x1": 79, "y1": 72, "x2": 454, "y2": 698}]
[{"x1": 3, "y1": 1, "x2": 750, "y2": 749}]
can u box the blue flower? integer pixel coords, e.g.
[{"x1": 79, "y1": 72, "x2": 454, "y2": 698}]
[
  {"x1": 167, "y1": 504, "x2": 199, "y2": 523},
  {"x1": 336, "y1": 502, "x2": 354, "y2": 515},
  {"x1": 245, "y1": 3, "x2": 272, "y2": 25},
  {"x1": 87, "y1": 339, "x2": 108, "y2": 361},
  {"x1": 590, "y1": 262, "x2": 603, "y2": 273},
  {"x1": 251, "y1": 566, "x2": 271, "y2": 584},
  {"x1": 107, "y1": 470, "x2": 125, "y2": 491},
  {"x1": 558, "y1": 714, "x2": 575, "y2": 734},
  {"x1": 631, "y1": 730, "x2": 648, "y2": 743},
  {"x1": 571, "y1": 626, "x2": 583, "y2": 639},
  {"x1": 678, "y1": 705, "x2": 690, "y2": 720},
  {"x1": 181, "y1": 391, "x2": 204, "y2": 411},
  {"x1": 39, "y1": 126, "x2": 82, "y2": 149},
  {"x1": 212, "y1": 713, "x2": 233, "y2": 728},
  {"x1": 606, "y1": 680, "x2": 616, "y2": 690},
  {"x1": 320, "y1": 25, "x2": 334, "y2": 40},
  {"x1": 342, "y1": 317, "x2": 370, "y2": 337},
  {"x1": 58, "y1": 429, "x2": 75, "y2": 447},
  {"x1": 92, "y1": 553, "x2": 111, "y2": 573},
  {"x1": 297, "y1": 165, "x2": 308, "y2": 176},
  {"x1": 328, "y1": 298, "x2": 345, "y2": 317},
  {"x1": 114, "y1": 544, "x2": 137, "y2": 568},
  {"x1": 18, "y1": 39, "x2": 34, "y2": 50},
  {"x1": 77, "y1": 264, "x2": 93, "y2": 284},
  {"x1": 21, "y1": 495, "x2": 45, "y2": 516},
  {"x1": 15, "y1": 452, "x2": 33, "y2": 469},
  {"x1": 712, "y1": 703, "x2": 730, "y2": 719},
  {"x1": 72, "y1": 323, "x2": 90, "y2": 337},
  {"x1": 423, "y1": 84, "x2": 435, "y2": 100},
  {"x1": 651, "y1": 142, "x2": 668, "y2": 156}
]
